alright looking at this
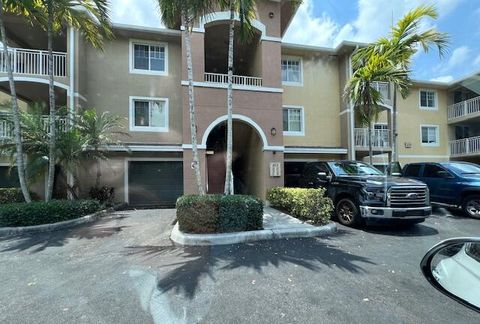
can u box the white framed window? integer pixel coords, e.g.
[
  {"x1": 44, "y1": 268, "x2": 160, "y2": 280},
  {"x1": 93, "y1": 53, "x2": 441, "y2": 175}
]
[
  {"x1": 129, "y1": 39, "x2": 168, "y2": 75},
  {"x1": 420, "y1": 125, "x2": 440, "y2": 146},
  {"x1": 282, "y1": 56, "x2": 303, "y2": 86},
  {"x1": 129, "y1": 96, "x2": 169, "y2": 132},
  {"x1": 419, "y1": 89, "x2": 437, "y2": 110},
  {"x1": 283, "y1": 106, "x2": 304, "y2": 136}
]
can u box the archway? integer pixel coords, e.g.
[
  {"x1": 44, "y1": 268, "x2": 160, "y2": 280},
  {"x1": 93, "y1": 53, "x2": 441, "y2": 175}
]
[{"x1": 206, "y1": 120, "x2": 264, "y2": 197}]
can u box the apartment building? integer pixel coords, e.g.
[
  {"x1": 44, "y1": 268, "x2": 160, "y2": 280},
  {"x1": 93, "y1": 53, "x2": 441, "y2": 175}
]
[{"x1": 0, "y1": 0, "x2": 478, "y2": 206}]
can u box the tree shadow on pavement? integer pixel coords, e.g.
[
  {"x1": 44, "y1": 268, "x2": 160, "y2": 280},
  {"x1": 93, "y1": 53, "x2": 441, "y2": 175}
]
[
  {"x1": 125, "y1": 235, "x2": 376, "y2": 300},
  {"x1": 0, "y1": 215, "x2": 129, "y2": 253}
]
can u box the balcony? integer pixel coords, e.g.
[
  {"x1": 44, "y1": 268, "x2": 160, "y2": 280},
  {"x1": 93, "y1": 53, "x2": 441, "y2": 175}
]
[
  {"x1": 447, "y1": 96, "x2": 480, "y2": 121},
  {"x1": 0, "y1": 47, "x2": 67, "y2": 77},
  {"x1": 354, "y1": 128, "x2": 390, "y2": 149},
  {"x1": 372, "y1": 81, "x2": 392, "y2": 107},
  {"x1": 0, "y1": 113, "x2": 68, "y2": 140},
  {"x1": 204, "y1": 72, "x2": 263, "y2": 87},
  {"x1": 449, "y1": 136, "x2": 480, "y2": 157}
]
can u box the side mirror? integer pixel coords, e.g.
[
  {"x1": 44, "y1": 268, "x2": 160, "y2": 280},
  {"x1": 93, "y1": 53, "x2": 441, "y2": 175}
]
[
  {"x1": 421, "y1": 238, "x2": 480, "y2": 313},
  {"x1": 387, "y1": 162, "x2": 402, "y2": 176},
  {"x1": 317, "y1": 172, "x2": 331, "y2": 182}
]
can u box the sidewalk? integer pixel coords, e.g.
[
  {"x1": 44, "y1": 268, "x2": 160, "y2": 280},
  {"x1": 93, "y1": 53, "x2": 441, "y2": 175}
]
[{"x1": 170, "y1": 207, "x2": 337, "y2": 246}]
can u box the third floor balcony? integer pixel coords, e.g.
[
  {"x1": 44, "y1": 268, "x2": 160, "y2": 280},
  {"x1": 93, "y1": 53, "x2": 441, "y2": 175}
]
[
  {"x1": 354, "y1": 128, "x2": 391, "y2": 151},
  {"x1": 371, "y1": 81, "x2": 392, "y2": 107},
  {"x1": 447, "y1": 96, "x2": 480, "y2": 122},
  {"x1": 0, "y1": 47, "x2": 67, "y2": 78}
]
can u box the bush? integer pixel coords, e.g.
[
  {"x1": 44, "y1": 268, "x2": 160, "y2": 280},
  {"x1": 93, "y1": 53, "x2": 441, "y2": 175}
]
[
  {"x1": 89, "y1": 186, "x2": 115, "y2": 206},
  {"x1": 0, "y1": 200, "x2": 103, "y2": 227},
  {"x1": 267, "y1": 187, "x2": 333, "y2": 225},
  {"x1": 176, "y1": 194, "x2": 263, "y2": 234},
  {"x1": 0, "y1": 188, "x2": 38, "y2": 204}
]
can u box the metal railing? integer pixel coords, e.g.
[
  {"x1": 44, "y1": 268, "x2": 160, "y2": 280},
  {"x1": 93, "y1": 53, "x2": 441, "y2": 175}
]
[
  {"x1": 0, "y1": 47, "x2": 67, "y2": 77},
  {"x1": 447, "y1": 96, "x2": 480, "y2": 120},
  {"x1": 204, "y1": 72, "x2": 263, "y2": 87},
  {"x1": 0, "y1": 113, "x2": 68, "y2": 139},
  {"x1": 354, "y1": 128, "x2": 390, "y2": 148},
  {"x1": 372, "y1": 81, "x2": 392, "y2": 106},
  {"x1": 449, "y1": 136, "x2": 480, "y2": 157}
]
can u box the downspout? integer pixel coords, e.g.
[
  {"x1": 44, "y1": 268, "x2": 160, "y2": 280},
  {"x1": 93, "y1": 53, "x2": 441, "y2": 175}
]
[
  {"x1": 67, "y1": 27, "x2": 75, "y2": 197},
  {"x1": 348, "y1": 47, "x2": 357, "y2": 161}
]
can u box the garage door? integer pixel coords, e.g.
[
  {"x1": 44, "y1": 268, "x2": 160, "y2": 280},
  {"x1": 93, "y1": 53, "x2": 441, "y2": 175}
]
[
  {"x1": 0, "y1": 166, "x2": 19, "y2": 188},
  {"x1": 128, "y1": 161, "x2": 183, "y2": 207}
]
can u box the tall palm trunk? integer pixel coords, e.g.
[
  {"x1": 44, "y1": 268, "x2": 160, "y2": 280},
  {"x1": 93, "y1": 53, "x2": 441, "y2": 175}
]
[
  {"x1": 0, "y1": 2, "x2": 31, "y2": 202},
  {"x1": 368, "y1": 121, "x2": 373, "y2": 165},
  {"x1": 184, "y1": 16, "x2": 204, "y2": 195},
  {"x1": 392, "y1": 84, "x2": 398, "y2": 162},
  {"x1": 224, "y1": 4, "x2": 235, "y2": 195},
  {"x1": 45, "y1": 2, "x2": 56, "y2": 201}
]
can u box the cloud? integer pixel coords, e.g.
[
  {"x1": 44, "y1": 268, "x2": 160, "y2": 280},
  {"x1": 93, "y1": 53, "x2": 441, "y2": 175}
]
[
  {"x1": 446, "y1": 46, "x2": 470, "y2": 68},
  {"x1": 109, "y1": 0, "x2": 163, "y2": 28},
  {"x1": 474, "y1": 54, "x2": 480, "y2": 66},
  {"x1": 430, "y1": 75, "x2": 454, "y2": 82}
]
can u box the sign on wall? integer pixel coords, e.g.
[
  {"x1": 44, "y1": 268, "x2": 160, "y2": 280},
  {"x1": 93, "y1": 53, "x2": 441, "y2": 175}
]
[{"x1": 270, "y1": 162, "x2": 282, "y2": 177}]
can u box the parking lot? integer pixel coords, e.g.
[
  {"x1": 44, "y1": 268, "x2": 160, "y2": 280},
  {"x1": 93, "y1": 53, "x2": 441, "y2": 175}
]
[{"x1": 0, "y1": 207, "x2": 478, "y2": 324}]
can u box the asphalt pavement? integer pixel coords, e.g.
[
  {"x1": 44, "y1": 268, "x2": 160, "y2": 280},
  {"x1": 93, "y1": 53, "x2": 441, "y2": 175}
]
[{"x1": 0, "y1": 208, "x2": 478, "y2": 324}]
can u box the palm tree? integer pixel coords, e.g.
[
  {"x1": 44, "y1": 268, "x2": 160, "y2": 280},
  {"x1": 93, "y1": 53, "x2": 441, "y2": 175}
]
[
  {"x1": 219, "y1": 0, "x2": 256, "y2": 195},
  {"x1": 36, "y1": 0, "x2": 111, "y2": 201},
  {"x1": 353, "y1": 5, "x2": 448, "y2": 162},
  {"x1": 0, "y1": 0, "x2": 39, "y2": 202},
  {"x1": 77, "y1": 109, "x2": 128, "y2": 188},
  {"x1": 345, "y1": 53, "x2": 410, "y2": 165},
  {"x1": 157, "y1": 0, "x2": 215, "y2": 196}
]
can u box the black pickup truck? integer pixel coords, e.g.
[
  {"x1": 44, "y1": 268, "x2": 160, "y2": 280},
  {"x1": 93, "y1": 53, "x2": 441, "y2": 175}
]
[{"x1": 297, "y1": 161, "x2": 432, "y2": 227}]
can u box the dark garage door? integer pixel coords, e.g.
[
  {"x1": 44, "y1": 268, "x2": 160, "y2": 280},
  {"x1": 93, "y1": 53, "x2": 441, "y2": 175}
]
[{"x1": 128, "y1": 161, "x2": 183, "y2": 207}]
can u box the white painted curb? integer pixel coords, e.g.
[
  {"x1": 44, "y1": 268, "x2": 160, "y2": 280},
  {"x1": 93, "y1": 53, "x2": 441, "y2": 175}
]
[{"x1": 170, "y1": 222, "x2": 337, "y2": 246}]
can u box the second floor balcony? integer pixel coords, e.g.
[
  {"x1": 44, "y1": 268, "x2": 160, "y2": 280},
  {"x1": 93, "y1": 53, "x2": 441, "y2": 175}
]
[
  {"x1": 447, "y1": 96, "x2": 480, "y2": 122},
  {"x1": 449, "y1": 136, "x2": 480, "y2": 157},
  {"x1": 0, "y1": 113, "x2": 68, "y2": 140},
  {"x1": 0, "y1": 47, "x2": 67, "y2": 78},
  {"x1": 204, "y1": 72, "x2": 263, "y2": 87},
  {"x1": 354, "y1": 128, "x2": 391, "y2": 150}
]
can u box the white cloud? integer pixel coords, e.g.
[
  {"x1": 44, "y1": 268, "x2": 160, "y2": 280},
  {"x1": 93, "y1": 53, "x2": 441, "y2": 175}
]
[
  {"x1": 430, "y1": 75, "x2": 454, "y2": 82},
  {"x1": 446, "y1": 46, "x2": 470, "y2": 68},
  {"x1": 474, "y1": 54, "x2": 480, "y2": 66},
  {"x1": 109, "y1": 0, "x2": 163, "y2": 28}
]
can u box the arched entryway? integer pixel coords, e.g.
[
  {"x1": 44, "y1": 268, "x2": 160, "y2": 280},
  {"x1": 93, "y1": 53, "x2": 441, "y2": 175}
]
[{"x1": 206, "y1": 119, "x2": 264, "y2": 197}]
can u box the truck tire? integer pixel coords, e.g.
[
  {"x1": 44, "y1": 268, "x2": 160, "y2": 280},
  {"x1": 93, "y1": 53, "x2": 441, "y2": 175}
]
[
  {"x1": 462, "y1": 195, "x2": 480, "y2": 219},
  {"x1": 336, "y1": 198, "x2": 360, "y2": 227}
]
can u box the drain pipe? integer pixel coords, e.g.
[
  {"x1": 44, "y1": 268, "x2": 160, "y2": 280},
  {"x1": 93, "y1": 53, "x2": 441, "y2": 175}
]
[{"x1": 348, "y1": 47, "x2": 357, "y2": 161}]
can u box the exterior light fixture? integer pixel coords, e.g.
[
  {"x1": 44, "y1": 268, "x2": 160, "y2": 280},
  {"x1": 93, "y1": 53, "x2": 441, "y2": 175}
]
[
  {"x1": 270, "y1": 127, "x2": 277, "y2": 136},
  {"x1": 269, "y1": 12, "x2": 274, "y2": 19}
]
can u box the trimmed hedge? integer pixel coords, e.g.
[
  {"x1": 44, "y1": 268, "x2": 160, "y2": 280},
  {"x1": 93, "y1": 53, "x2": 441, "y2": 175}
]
[
  {"x1": 0, "y1": 200, "x2": 103, "y2": 227},
  {"x1": 267, "y1": 187, "x2": 333, "y2": 225},
  {"x1": 176, "y1": 194, "x2": 263, "y2": 234},
  {"x1": 0, "y1": 188, "x2": 38, "y2": 204}
]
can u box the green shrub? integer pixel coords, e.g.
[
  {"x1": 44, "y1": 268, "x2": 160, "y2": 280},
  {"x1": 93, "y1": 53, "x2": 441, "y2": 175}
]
[
  {"x1": 0, "y1": 200, "x2": 103, "y2": 227},
  {"x1": 89, "y1": 186, "x2": 115, "y2": 206},
  {"x1": 267, "y1": 187, "x2": 333, "y2": 225},
  {"x1": 0, "y1": 188, "x2": 38, "y2": 204},
  {"x1": 176, "y1": 194, "x2": 263, "y2": 234}
]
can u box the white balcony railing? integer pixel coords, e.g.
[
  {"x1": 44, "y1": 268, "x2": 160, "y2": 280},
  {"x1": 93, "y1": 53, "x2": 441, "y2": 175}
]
[
  {"x1": 372, "y1": 81, "x2": 392, "y2": 106},
  {"x1": 447, "y1": 96, "x2": 480, "y2": 120},
  {"x1": 0, "y1": 47, "x2": 67, "y2": 77},
  {"x1": 204, "y1": 72, "x2": 263, "y2": 87},
  {"x1": 0, "y1": 114, "x2": 68, "y2": 140},
  {"x1": 355, "y1": 128, "x2": 390, "y2": 148},
  {"x1": 450, "y1": 136, "x2": 480, "y2": 157}
]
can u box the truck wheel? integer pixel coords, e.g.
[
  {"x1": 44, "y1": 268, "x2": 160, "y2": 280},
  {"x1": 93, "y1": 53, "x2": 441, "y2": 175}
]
[
  {"x1": 336, "y1": 198, "x2": 360, "y2": 226},
  {"x1": 462, "y1": 195, "x2": 480, "y2": 219}
]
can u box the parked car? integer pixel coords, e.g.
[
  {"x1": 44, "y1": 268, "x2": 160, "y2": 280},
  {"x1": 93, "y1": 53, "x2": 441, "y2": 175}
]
[
  {"x1": 298, "y1": 161, "x2": 431, "y2": 227},
  {"x1": 399, "y1": 162, "x2": 480, "y2": 219}
]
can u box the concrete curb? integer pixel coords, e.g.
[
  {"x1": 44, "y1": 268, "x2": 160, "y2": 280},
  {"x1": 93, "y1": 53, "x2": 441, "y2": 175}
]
[
  {"x1": 170, "y1": 222, "x2": 337, "y2": 246},
  {"x1": 0, "y1": 208, "x2": 114, "y2": 237}
]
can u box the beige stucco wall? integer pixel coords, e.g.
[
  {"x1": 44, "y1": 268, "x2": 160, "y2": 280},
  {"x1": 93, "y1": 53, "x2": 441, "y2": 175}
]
[
  {"x1": 83, "y1": 33, "x2": 183, "y2": 145},
  {"x1": 282, "y1": 51, "x2": 342, "y2": 148}
]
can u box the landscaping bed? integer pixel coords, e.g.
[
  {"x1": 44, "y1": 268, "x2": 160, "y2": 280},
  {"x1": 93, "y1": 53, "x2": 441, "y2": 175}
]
[
  {"x1": 0, "y1": 199, "x2": 103, "y2": 227},
  {"x1": 176, "y1": 194, "x2": 263, "y2": 234},
  {"x1": 267, "y1": 187, "x2": 334, "y2": 225}
]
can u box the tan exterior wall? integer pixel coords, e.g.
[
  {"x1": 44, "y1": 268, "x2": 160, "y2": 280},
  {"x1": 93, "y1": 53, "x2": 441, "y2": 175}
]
[
  {"x1": 83, "y1": 33, "x2": 183, "y2": 145},
  {"x1": 282, "y1": 51, "x2": 342, "y2": 148}
]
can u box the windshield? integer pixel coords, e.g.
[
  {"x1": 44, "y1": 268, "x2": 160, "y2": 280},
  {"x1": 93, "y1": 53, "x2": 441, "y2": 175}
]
[
  {"x1": 329, "y1": 161, "x2": 384, "y2": 176},
  {"x1": 448, "y1": 163, "x2": 480, "y2": 175}
]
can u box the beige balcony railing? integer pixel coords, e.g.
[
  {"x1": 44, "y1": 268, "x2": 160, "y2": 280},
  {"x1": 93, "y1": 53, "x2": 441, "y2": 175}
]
[
  {"x1": 372, "y1": 81, "x2": 392, "y2": 107},
  {"x1": 450, "y1": 136, "x2": 480, "y2": 157},
  {"x1": 355, "y1": 128, "x2": 390, "y2": 148},
  {"x1": 447, "y1": 96, "x2": 480, "y2": 121},
  {"x1": 204, "y1": 72, "x2": 263, "y2": 87},
  {"x1": 0, "y1": 47, "x2": 67, "y2": 77},
  {"x1": 0, "y1": 114, "x2": 68, "y2": 140}
]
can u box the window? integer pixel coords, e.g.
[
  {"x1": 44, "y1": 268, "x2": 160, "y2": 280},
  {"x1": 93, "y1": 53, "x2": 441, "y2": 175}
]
[
  {"x1": 423, "y1": 164, "x2": 452, "y2": 178},
  {"x1": 283, "y1": 106, "x2": 304, "y2": 135},
  {"x1": 130, "y1": 40, "x2": 168, "y2": 75},
  {"x1": 374, "y1": 123, "x2": 388, "y2": 130},
  {"x1": 420, "y1": 90, "x2": 437, "y2": 109},
  {"x1": 282, "y1": 57, "x2": 302, "y2": 85},
  {"x1": 129, "y1": 97, "x2": 168, "y2": 132},
  {"x1": 404, "y1": 164, "x2": 422, "y2": 177},
  {"x1": 421, "y1": 125, "x2": 439, "y2": 146}
]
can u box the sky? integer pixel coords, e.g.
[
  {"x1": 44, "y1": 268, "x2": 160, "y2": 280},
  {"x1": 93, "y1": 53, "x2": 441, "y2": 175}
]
[{"x1": 109, "y1": 0, "x2": 479, "y2": 82}]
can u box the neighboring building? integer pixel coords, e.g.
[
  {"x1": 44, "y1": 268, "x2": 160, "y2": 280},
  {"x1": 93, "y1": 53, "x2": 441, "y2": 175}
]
[{"x1": 0, "y1": 1, "x2": 478, "y2": 206}]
